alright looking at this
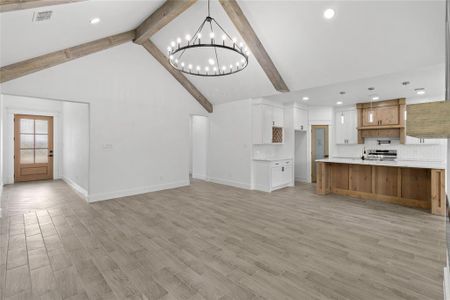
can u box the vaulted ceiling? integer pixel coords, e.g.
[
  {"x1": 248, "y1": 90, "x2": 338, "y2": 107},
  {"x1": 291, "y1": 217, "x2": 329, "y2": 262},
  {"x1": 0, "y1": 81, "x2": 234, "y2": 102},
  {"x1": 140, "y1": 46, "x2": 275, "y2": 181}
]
[{"x1": 0, "y1": 0, "x2": 446, "y2": 105}]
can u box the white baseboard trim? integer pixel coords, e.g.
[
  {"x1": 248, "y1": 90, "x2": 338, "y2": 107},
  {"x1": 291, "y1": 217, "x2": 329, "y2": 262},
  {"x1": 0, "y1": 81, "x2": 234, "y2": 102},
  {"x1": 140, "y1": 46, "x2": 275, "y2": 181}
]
[
  {"x1": 252, "y1": 184, "x2": 270, "y2": 192},
  {"x1": 62, "y1": 177, "x2": 88, "y2": 201},
  {"x1": 88, "y1": 180, "x2": 190, "y2": 203},
  {"x1": 206, "y1": 177, "x2": 251, "y2": 190},
  {"x1": 192, "y1": 174, "x2": 207, "y2": 180},
  {"x1": 295, "y1": 176, "x2": 308, "y2": 183}
]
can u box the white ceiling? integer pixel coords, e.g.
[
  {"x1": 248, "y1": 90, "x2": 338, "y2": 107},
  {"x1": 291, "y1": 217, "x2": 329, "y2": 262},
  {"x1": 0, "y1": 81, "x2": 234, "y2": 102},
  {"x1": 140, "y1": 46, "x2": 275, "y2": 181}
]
[
  {"x1": 152, "y1": 0, "x2": 445, "y2": 104},
  {"x1": 0, "y1": 0, "x2": 446, "y2": 105},
  {"x1": 265, "y1": 63, "x2": 445, "y2": 106},
  {"x1": 0, "y1": 0, "x2": 164, "y2": 65}
]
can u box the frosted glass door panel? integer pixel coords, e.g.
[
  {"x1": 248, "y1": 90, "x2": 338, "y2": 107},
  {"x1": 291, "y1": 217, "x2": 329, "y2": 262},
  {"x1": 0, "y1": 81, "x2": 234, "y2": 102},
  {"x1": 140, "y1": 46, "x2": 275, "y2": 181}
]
[{"x1": 315, "y1": 128, "x2": 325, "y2": 159}]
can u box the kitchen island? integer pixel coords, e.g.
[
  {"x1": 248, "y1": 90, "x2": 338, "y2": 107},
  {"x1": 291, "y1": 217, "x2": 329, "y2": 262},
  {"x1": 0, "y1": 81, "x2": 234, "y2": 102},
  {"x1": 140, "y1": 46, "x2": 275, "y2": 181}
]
[{"x1": 316, "y1": 158, "x2": 446, "y2": 215}]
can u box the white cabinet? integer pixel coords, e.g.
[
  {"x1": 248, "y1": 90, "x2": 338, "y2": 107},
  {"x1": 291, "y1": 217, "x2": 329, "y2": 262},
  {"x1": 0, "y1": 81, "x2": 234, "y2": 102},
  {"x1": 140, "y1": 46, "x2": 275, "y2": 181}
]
[
  {"x1": 252, "y1": 104, "x2": 284, "y2": 144},
  {"x1": 273, "y1": 107, "x2": 284, "y2": 127},
  {"x1": 335, "y1": 110, "x2": 357, "y2": 144},
  {"x1": 405, "y1": 136, "x2": 445, "y2": 145},
  {"x1": 294, "y1": 107, "x2": 308, "y2": 131},
  {"x1": 252, "y1": 159, "x2": 293, "y2": 192}
]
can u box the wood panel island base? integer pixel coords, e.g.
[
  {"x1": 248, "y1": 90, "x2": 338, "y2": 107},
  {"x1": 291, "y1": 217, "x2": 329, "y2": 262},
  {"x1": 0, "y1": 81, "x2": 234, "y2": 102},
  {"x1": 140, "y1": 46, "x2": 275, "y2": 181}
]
[{"x1": 316, "y1": 159, "x2": 446, "y2": 216}]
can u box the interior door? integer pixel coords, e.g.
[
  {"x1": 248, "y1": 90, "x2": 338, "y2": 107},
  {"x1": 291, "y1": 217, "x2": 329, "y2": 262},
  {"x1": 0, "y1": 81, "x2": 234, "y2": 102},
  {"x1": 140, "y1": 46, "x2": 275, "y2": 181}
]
[
  {"x1": 14, "y1": 114, "x2": 54, "y2": 182},
  {"x1": 311, "y1": 125, "x2": 329, "y2": 183}
]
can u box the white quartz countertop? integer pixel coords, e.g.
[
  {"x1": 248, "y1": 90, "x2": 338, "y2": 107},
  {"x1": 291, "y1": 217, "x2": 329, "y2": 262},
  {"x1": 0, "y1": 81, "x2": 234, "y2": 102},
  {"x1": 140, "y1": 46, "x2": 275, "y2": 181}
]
[
  {"x1": 316, "y1": 157, "x2": 446, "y2": 169},
  {"x1": 253, "y1": 157, "x2": 293, "y2": 161}
]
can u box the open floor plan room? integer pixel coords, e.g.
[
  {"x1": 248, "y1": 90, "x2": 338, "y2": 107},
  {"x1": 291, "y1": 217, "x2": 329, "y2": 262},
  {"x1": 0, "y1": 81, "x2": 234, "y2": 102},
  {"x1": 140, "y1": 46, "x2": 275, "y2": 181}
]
[{"x1": 1, "y1": 0, "x2": 450, "y2": 299}]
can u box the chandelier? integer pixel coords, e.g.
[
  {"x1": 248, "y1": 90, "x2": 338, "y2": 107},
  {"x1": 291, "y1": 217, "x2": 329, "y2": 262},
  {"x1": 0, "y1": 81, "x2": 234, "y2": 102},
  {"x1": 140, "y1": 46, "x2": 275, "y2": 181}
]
[{"x1": 167, "y1": 0, "x2": 249, "y2": 77}]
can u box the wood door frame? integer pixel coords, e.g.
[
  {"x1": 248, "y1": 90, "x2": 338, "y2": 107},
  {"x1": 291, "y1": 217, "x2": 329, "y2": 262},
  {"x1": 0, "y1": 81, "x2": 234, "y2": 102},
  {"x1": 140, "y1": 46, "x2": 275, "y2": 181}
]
[
  {"x1": 14, "y1": 114, "x2": 54, "y2": 182},
  {"x1": 311, "y1": 125, "x2": 329, "y2": 183}
]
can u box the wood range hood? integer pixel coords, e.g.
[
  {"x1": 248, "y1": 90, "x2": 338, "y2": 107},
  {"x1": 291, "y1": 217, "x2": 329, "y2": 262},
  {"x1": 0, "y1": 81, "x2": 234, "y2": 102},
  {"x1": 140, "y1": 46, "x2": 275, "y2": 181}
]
[{"x1": 356, "y1": 98, "x2": 406, "y2": 144}]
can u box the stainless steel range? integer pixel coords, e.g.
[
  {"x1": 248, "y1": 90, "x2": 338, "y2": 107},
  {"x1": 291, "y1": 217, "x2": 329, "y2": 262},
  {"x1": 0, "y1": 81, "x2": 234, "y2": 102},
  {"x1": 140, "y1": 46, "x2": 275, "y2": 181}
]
[{"x1": 365, "y1": 149, "x2": 397, "y2": 161}]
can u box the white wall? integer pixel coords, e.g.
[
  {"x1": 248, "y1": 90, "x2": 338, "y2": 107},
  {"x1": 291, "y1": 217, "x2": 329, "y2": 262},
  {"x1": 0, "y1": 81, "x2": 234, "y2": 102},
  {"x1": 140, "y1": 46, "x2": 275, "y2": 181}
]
[
  {"x1": 62, "y1": 101, "x2": 89, "y2": 198},
  {"x1": 0, "y1": 42, "x2": 207, "y2": 201},
  {"x1": 1, "y1": 95, "x2": 63, "y2": 184},
  {"x1": 207, "y1": 99, "x2": 252, "y2": 189},
  {"x1": 191, "y1": 115, "x2": 208, "y2": 180}
]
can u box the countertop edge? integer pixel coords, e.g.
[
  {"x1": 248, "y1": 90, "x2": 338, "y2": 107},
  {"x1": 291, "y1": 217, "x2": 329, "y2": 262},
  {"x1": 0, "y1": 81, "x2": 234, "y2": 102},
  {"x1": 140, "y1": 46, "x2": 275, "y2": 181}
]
[{"x1": 315, "y1": 158, "x2": 446, "y2": 170}]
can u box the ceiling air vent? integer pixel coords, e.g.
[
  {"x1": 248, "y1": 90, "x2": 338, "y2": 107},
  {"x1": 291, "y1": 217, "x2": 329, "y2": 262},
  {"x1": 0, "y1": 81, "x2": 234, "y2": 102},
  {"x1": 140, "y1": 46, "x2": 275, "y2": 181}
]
[{"x1": 32, "y1": 11, "x2": 53, "y2": 22}]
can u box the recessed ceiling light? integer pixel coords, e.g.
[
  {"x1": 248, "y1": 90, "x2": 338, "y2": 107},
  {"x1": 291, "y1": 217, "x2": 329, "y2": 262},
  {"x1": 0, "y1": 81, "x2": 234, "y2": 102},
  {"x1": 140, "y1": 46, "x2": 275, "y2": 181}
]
[
  {"x1": 323, "y1": 8, "x2": 335, "y2": 19},
  {"x1": 336, "y1": 101, "x2": 343, "y2": 105},
  {"x1": 90, "y1": 17, "x2": 101, "y2": 25},
  {"x1": 302, "y1": 96, "x2": 309, "y2": 101},
  {"x1": 415, "y1": 88, "x2": 426, "y2": 95}
]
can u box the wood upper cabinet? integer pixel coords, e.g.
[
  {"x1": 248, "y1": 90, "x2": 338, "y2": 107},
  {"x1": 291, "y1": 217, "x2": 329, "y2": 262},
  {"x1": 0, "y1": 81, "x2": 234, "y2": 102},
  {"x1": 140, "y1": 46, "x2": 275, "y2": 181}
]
[
  {"x1": 361, "y1": 105, "x2": 399, "y2": 127},
  {"x1": 362, "y1": 108, "x2": 377, "y2": 127},
  {"x1": 377, "y1": 106, "x2": 399, "y2": 126},
  {"x1": 356, "y1": 98, "x2": 406, "y2": 144}
]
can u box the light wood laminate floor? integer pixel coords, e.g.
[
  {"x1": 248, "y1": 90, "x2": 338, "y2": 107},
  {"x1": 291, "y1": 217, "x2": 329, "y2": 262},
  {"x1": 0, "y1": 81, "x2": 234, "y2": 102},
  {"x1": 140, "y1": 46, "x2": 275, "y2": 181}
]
[{"x1": 0, "y1": 179, "x2": 446, "y2": 300}]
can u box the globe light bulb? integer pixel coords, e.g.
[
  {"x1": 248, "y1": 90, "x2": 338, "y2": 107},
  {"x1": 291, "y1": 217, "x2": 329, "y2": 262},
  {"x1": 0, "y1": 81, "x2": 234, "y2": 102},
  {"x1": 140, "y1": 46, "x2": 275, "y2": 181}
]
[
  {"x1": 222, "y1": 34, "x2": 227, "y2": 40},
  {"x1": 241, "y1": 58, "x2": 245, "y2": 63},
  {"x1": 188, "y1": 64, "x2": 193, "y2": 70},
  {"x1": 170, "y1": 41, "x2": 176, "y2": 47},
  {"x1": 174, "y1": 59, "x2": 178, "y2": 64},
  {"x1": 232, "y1": 37, "x2": 237, "y2": 43},
  {"x1": 239, "y1": 42, "x2": 243, "y2": 48},
  {"x1": 176, "y1": 37, "x2": 181, "y2": 44},
  {"x1": 208, "y1": 58, "x2": 215, "y2": 65},
  {"x1": 209, "y1": 32, "x2": 215, "y2": 39},
  {"x1": 229, "y1": 64, "x2": 233, "y2": 69},
  {"x1": 236, "y1": 62, "x2": 239, "y2": 67},
  {"x1": 181, "y1": 62, "x2": 185, "y2": 67},
  {"x1": 205, "y1": 66, "x2": 209, "y2": 72},
  {"x1": 196, "y1": 65, "x2": 200, "y2": 71},
  {"x1": 213, "y1": 67, "x2": 217, "y2": 71},
  {"x1": 167, "y1": 46, "x2": 172, "y2": 52},
  {"x1": 169, "y1": 55, "x2": 174, "y2": 60},
  {"x1": 197, "y1": 33, "x2": 202, "y2": 39},
  {"x1": 185, "y1": 34, "x2": 191, "y2": 41},
  {"x1": 222, "y1": 65, "x2": 226, "y2": 71}
]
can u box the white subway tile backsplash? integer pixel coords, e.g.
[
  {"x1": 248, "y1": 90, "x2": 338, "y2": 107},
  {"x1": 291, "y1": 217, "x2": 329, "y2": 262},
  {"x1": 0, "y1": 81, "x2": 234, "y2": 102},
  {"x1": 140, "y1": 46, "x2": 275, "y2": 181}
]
[{"x1": 335, "y1": 140, "x2": 447, "y2": 162}]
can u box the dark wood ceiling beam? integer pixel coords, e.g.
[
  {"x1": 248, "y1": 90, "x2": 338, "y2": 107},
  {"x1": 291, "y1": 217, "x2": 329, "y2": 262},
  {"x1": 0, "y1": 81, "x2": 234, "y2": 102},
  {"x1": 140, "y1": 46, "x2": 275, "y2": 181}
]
[
  {"x1": 134, "y1": 0, "x2": 197, "y2": 45},
  {"x1": 142, "y1": 40, "x2": 213, "y2": 113},
  {"x1": 0, "y1": 30, "x2": 135, "y2": 83},
  {"x1": 219, "y1": 0, "x2": 289, "y2": 92},
  {"x1": 0, "y1": 0, "x2": 86, "y2": 13}
]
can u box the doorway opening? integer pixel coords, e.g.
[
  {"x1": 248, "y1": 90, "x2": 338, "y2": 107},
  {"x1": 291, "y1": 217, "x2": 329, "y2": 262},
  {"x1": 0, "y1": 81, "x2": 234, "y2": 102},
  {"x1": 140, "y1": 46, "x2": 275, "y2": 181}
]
[
  {"x1": 311, "y1": 125, "x2": 329, "y2": 183},
  {"x1": 2, "y1": 94, "x2": 90, "y2": 201},
  {"x1": 14, "y1": 114, "x2": 54, "y2": 182},
  {"x1": 190, "y1": 115, "x2": 208, "y2": 181}
]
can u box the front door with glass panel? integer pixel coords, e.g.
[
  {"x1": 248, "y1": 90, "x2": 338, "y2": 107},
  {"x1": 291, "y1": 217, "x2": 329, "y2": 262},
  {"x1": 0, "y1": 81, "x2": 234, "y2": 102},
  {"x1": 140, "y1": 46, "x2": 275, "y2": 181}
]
[{"x1": 14, "y1": 114, "x2": 53, "y2": 182}]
